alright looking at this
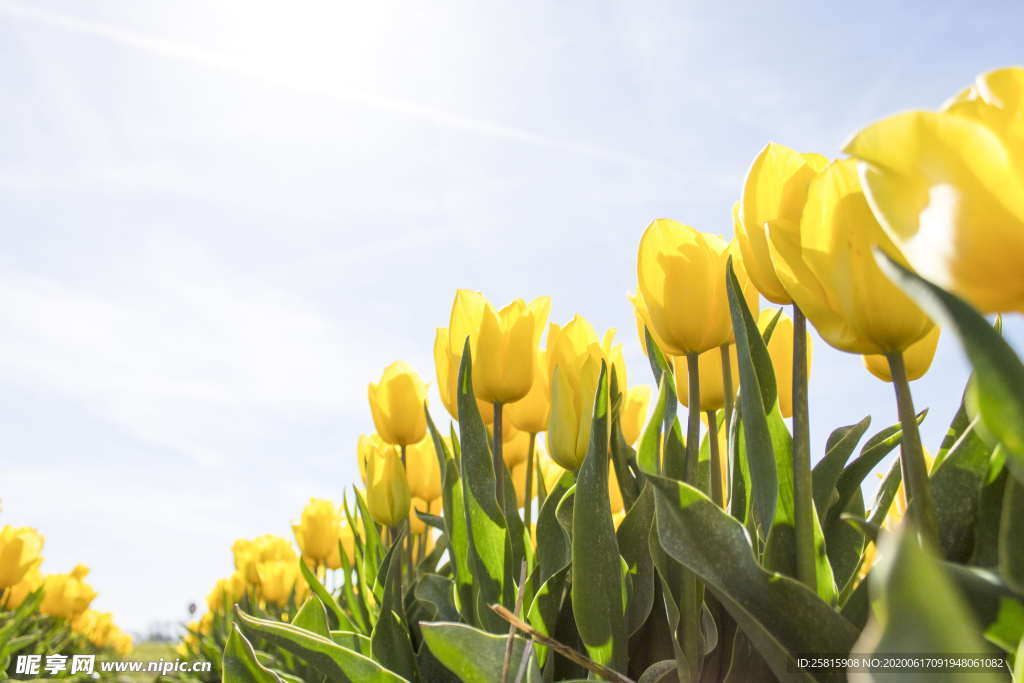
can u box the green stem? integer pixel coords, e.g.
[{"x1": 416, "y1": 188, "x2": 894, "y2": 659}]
[
  {"x1": 401, "y1": 445, "x2": 414, "y2": 581},
  {"x1": 524, "y1": 432, "x2": 536, "y2": 534},
  {"x1": 886, "y1": 350, "x2": 940, "y2": 546},
  {"x1": 720, "y1": 343, "x2": 734, "y2": 440},
  {"x1": 493, "y1": 402, "x2": 505, "y2": 510},
  {"x1": 706, "y1": 410, "x2": 724, "y2": 507},
  {"x1": 792, "y1": 306, "x2": 816, "y2": 591},
  {"x1": 685, "y1": 352, "x2": 702, "y2": 486}
]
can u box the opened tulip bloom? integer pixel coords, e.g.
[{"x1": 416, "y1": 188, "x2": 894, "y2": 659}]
[
  {"x1": 636, "y1": 219, "x2": 759, "y2": 355},
  {"x1": 232, "y1": 535, "x2": 298, "y2": 584},
  {"x1": 864, "y1": 325, "x2": 940, "y2": 383},
  {"x1": 368, "y1": 361, "x2": 428, "y2": 446},
  {"x1": 845, "y1": 67, "x2": 1024, "y2": 313},
  {"x1": 40, "y1": 564, "x2": 97, "y2": 619},
  {"x1": 0, "y1": 525, "x2": 44, "y2": 588},
  {"x1": 291, "y1": 498, "x2": 343, "y2": 568},
  {"x1": 739, "y1": 144, "x2": 829, "y2": 304},
  {"x1": 1, "y1": 566, "x2": 41, "y2": 610}
]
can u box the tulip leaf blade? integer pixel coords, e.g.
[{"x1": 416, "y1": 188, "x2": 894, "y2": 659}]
[
  {"x1": 877, "y1": 251, "x2": 1024, "y2": 483},
  {"x1": 299, "y1": 558, "x2": 351, "y2": 632},
  {"x1": 292, "y1": 596, "x2": 331, "y2": 637},
  {"x1": 420, "y1": 621, "x2": 540, "y2": 683},
  {"x1": 811, "y1": 416, "x2": 872, "y2": 520},
  {"x1": 234, "y1": 606, "x2": 405, "y2": 683},
  {"x1": 1000, "y1": 472, "x2": 1024, "y2": 594},
  {"x1": 647, "y1": 472, "x2": 859, "y2": 682},
  {"x1": 726, "y1": 257, "x2": 778, "y2": 538},
  {"x1": 222, "y1": 625, "x2": 285, "y2": 683},
  {"x1": 370, "y1": 530, "x2": 419, "y2": 681},
  {"x1": 571, "y1": 362, "x2": 628, "y2": 671}
]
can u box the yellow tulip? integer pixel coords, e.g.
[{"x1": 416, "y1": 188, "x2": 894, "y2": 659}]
[
  {"x1": 291, "y1": 498, "x2": 343, "y2": 568},
  {"x1": 545, "y1": 316, "x2": 619, "y2": 471},
  {"x1": 232, "y1": 535, "x2": 298, "y2": 584},
  {"x1": 473, "y1": 295, "x2": 551, "y2": 404},
  {"x1": 206, "y1": 571, "x2": 246, "y2": 613},
  {"x1": 864, "y1": 325, "x2": 940, "y2": 383},
  {"x1": 109, "y1": 628, "x2": 133, "y2": 656},
  {"x1": 619, "y1": 385, "x2": 651, "y2": 445},
  {"x1": 538, "y1": 448, "x2": 570, "y2": 494},
  {"x1": 324, "y1": 523, "x2": 357, "y2": 570},
  {"x1": 0, "y1": 525, "x2": 44, "y2": 589},
  {"x1": 73, "y1": 609, "x2": 118, "y2": 648},
  {"x1": 434, "y1": 327, "x2": 494, "y2": 424},
  {"x1": 767, "y1": 159, "x2": 935, "y2": 354},
  {"x1": 673, "y1": 346, "x2": 738, "y2": 413},
  {"x1": 2, "y1": 566, "x2": 41, "y2": 610},
  {"x1": 506, "y1": 348, "x2": 550, "y2": 433},
  {"x1": 405, "y1": 436, "x2": 443, "y2": 502},
  {"x1": 500, "y1": 423, "x2": 532, "y2": 468},
  {"x1": 844, "y1": 67, "x2": 1024, "y2": 313},
  {"x1": 365, "y1": 444, "x2": 411, "y2": 527},
  {"x1": 636, "y1": 220, "x2": 759, "y2": 355},
  {"x1": 758, "y1": 310, "x2": 811, "y2": 418},
  {"x1": 255, "y1": 560, "x2": 306, "y2": 607},
  {"x1": 608, "y1": 465, "x2": 625, "y2": 515},
  {"x1": 40, "y1": 565, "x2": 97, "y2": 619},
  {"x1": 739, "y1": 144, "x2": 829, "y2": 304},
  {"x1": 409, "y1": 497, "x2": 442, "y2": 534},
  {"x1": 368, "y1": 361, "x2": 428, "y2": 446}
]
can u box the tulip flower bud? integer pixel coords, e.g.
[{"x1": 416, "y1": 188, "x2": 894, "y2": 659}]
[
  {"x1": 232, "y1": 535, "x2": 298, "y2": 585},
  {"x1": 435, "y1": 327, "x2": 494, "y2": 424},
  {"x1": 291, "y1": 498, "x2": 343, "y2": 568},
  {"x1": 255, "y1": 560, "x2": 306, "y2": 607},
  {"x1": 324, "y1": 524, "x2": 357, "y2": 570},
  {"x1": 40, "y1": 564, "x2": 97, "y2": 619},
  {"x1": 864, "y1": 325, "x2": 940, "y2": 383},
  {"x1": 365, "y1": 445, "x2": 411, "y2": 527},
  {"x1": 845, "y1": 67, "x2": 1024, "y2": 314},
  {"x1": 739, "y1": 144, "x2": 829, "y2": 304},
  {"x1": 506, "y1": 349, "x2": 550, "y2": 433},
  {"x1": 757, "y1": 310, "x2": 811, "y2": 418},
  {"x1": 405, "y1": 436, "x2": 442, "y2": 502},
  {"x1": 473, "y1": 295, "x2": 551, "y2": 405},
  {"x1": 636, "y1": 220, "x2": 759, "y2": 356},
  {"x1": 619, "y1": 385, "x2": 651, "y2": 446},
  {"x1": 767, "y1": 159, "x2": 935, "y2": 354},
  {"x1": 206, "y1": 572, "x2": 246, "y2": 613},
  {"x1": 0, "y1": 525, "x2": 44, "y2": 589},
  {"x1": 368, "y1": 361, "x2": 428, "y2": 446},
  {"x1": 673, "y1": 347, "x2": 739, "y2": 413}
]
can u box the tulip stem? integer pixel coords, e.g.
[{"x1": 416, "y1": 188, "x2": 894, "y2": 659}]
[
  {"x1": 524, "y1": 432, "x2": 537, "y2": 533},
  {"x1": 493, "y1": 402, "x2": 505, "y2": 510},
  {"x1": 684, "y1": 352, "x2": 702, "y2": 486},
  {"x1": 791, "y1": 306, "x2": 817, "y2": 592},
  {"x1": 720, "y1": 343, "x2": 734, "y2": 442},
  {"x1": 706, "y1": 410, "x2": 724, "y2": 507},
  {"x1": 885, "y1": 351, "x2": 940, "y2": 546},
  {"x1": 400, "y1": 445, "x2": 414, "y2": 581}
]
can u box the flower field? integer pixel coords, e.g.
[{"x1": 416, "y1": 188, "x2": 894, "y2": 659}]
[{"x1": 4, "y1": 65, "x2": 1024, "y2": 681}]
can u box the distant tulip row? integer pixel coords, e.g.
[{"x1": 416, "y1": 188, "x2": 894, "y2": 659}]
[{"x1": 176, "y1": 66, "x2": 1024, "y2": 683}]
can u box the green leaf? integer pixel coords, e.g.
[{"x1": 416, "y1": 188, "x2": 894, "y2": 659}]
[
  {"x1": 222, "y1": 625, "x2": 285, "y2": 683},
  {"x1": 415, "y1": 574, "x2": 460, "y2": 623},
  {"x1": 725, "y1": 258, "x2": 777, "y2": 538},
  {"x1": 420, "y1": 621, "x2": 540, "y2": 683},
  {"x1": 370, "y1": 533, "x2": 419, "y2": 681},
  {"x1": 299, "y1": 559, "x2": 350, "y2": 632},
  {"x1": 1000, "y1": 471, "x2": 1024, "y2": 594},
  {"x1": 456, "y1": 340, "x2": 513, "y2": 632},
  {"x1": 942, "y1": 563, "x2": 1024, "y2": 654},
  {"x1": 648, "y1": 473, "x2": 858, "y2": 683},
  {"x1": 877, "y1": 252, "x2": 1024, "y2": 483},
  {"x1": 854, "y1": 525, "x2": 989, "y2": 680},
  {"x1": 234, "y1": 607, "x2": 405, "y2": 683},
  {"x1": 331, "y1": 630, "x2": 374, "y2": 657},
  {"x1": 827, "y1": 418, "x2": 911, "y2": 529},
  {"x1": 638, "y1": 372, "x2": 676, "y2": 475},
  {"x1": 292, "y1": 596, "x2": 331, "y2": 637},
  {"x1": 617, "y1": 483, "x2": 657, "y2": 637},
  {"x1": 812, "y1": 416, "x2": 871, "y2": 520},
  {"x1": 571, "y1": 362, "x2": 628, "y2": 671},
  {"x1": 526, "y1": 474, "x2": 572, "y2": 668},
  {"x1": 931, "y1": 418, "x2": 994, "y2": 561}
]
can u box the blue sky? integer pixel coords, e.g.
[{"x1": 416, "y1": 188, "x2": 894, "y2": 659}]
[{"x1": 2, "y1": 0, "x2": 1022, "y2": 633}]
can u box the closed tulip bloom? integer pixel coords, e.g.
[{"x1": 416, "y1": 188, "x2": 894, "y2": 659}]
[
  {"x1": 206, "y1": 571, "x2": 246, "y2": 613},
  {"x1": 1, "y1": 566, "x2": 41, "y2": 610},
  {"x1": 619, "y1": 385, "x2": 651, "y2": 445},
  {"x1": 368, "y1": 361, "x2": 428, "y2": 446},
  {"x1": 365, "y1": 445, "x2": 411, "y2": 527},
  {"x1": 255, "y1": 560, "x2": 305, "y2": 607},
  {"x1": 637, "y1": 220, "x2": 759, "y2": 355},
  {"x1": 500, "y1": 423, "x2": 532, "y2": 468},
  {"x1": 405, "y1": 436, "x2": 442, "y2": 502},
  {"x1": 291, "y1": 498, "x2": 343, "y2": 567},
  {"x1": 844, "y1": 67, "x2": 1024, "y2": 313},
  {"x1": 673, "y1": 346, "x2": 739, "y2": 412},
  {"x1": 545, "y1": 316, "x2": 620, "y2": 471},
  {"x1": 435, "y1": 327, "x2": 493, "y2": 424},
  {"x1": 40, "y1": 565, "x2": 97, "y2": 619},
  {"x1": 864, "y1": 325, "x2": 940, "y2": 382},
  {"x1": 0, "y1": 525, "x2": 44, "y2": 588},
  {"x1": 767, "y1": 159, "x2": 935, "y2": 354},
  {"x1": 739, "y1": 144, "x2": 829, "y2": 304},
  {"x1": 324, "y1": 524, "x2": 357, "y2": 570},
  {"x1": 506, "y1": 348, "x2": 550, "y2": 433},
  {"x1": 757, "y1": 310, "x2": 811, "y2": 418},
  {"x1": 232, "y1": 535, "x2": 298, "y2": 585},
  {"x1": 473, "y1": 295, "x2": 551, "y2": 404},
  {"x1": 538, "y1": 448, "x2": 570, "y2": 493}
]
